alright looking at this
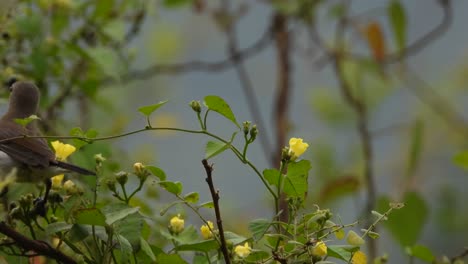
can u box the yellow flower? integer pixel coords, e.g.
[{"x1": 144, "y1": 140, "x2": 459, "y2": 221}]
[
  {"x1": 63, "y1": 180, "x2": 78, "y2": 194},
  {"x1": 234, "y1": 242, "x2": 251, "y2": 258},
  {"x1": 289, "y1": 138, "x2": 309, "y2": 158},
  {"x1": 352, "y1": 251, "x2": 367, "y2": 264},
  {"x1": 335, "y1": 228, "x2": 345, "y2": 240},
  {"x1": 200, "y1": 221, "x2": 214, "y2": 239},
  {"x1": 51, "y1": 141, "x2": 76, "y2": 161},
  {"x1": 312, "y1": 241, "x2": 327, "y2": 257},
  {"x1": 51, "y1": 174, "x2": 64, "y2": 190},
  {"x1": 133, "y1": 162, "x2": 145, "y2": 174},
  {"x1": 169, "y1": 214, "x2": 184, "y2": 234},
  {"x1": 346, "y1": 230, "x2": 365, "y2": 246}
]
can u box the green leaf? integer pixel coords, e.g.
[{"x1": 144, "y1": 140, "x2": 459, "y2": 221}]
[
  {"x1": 73, "y1": 208, "x2": 106, "y2": 226},
  {"x1": 116, "y1": 234, "x2": 133, "y2": 263},
  {"x1": 138, "y1": 101, "x2": 168, "y2": 117},
  {"x1": 318, "y1": 176, "x2": 360, "y2": 204},
  {"x1": 159, "y1": 181, "x2": 183, "y2": 195},
  {"x1": 198, "y1": 201, "x2": 214, "y2": 209},
  {"x1": 14, "y1": 115, "x2": 40, "y2": 127},
  {"x1": 105, "y1": 207, "x2": 139, "y2": 225},
  {"x1": 454, "y1": 150, "x2": 468, "y2": 170},
  {"x1": 160, "y1": 201, "x2": 184, "y2": 216},
  {"x1": 406, "y1": 120, "x2": 424, "y2": 176},
  {"x1": 176, "y1": 240, "x2": 219, "y2": 252},
  {"x1": 146, "y1": 165, "x2": 167, "y2": 181},
  {"x1": 263, "y1": 169, "x2": 281, "y2": 187},
  {"x1": 224, "y1": 231, "x2": 247, "y2": 245},
  {"x1": 406, "y1": 244, "x2": 435, "y2": 263},
  {"x1": 203, "y1": 95, "x2": 239, "y2": 128},
  {"x1": 377, "y1": 191, "x2": 428, "y2": 246},
  {"x1": 68, "y1": 224, "x2": 89, "y2": 243},
  {"x1": 46, "y1": 222, "x2": 73, "y2": 235},
  {"x1": 87, "y1": 46, "x2": 123, "y2": 80},
  {"x1": 245, "y1": 251, "x2": 271, "y2": 262},
  {"x1": 163, "y1": 0, "x2": 192, "y2": 8},
  {"x1": 183, "y1": 192, "x2": 199, "y2": 203},
  {"x1": 388, "y1": 0, "x2": 407, "y2": 52},
  {"x1": 140, "y1": 237, "x2": 156, "y2": 262},
  {"x1": 157, "y1": 253, "x2": 188, "y2": 264},
  {"x1": 248, "y1": 219, "x2": 271, "y2": 241},
  {"x1": 205, "y1": 141, "x2": 229, "y2": 159},
  {"x1": 283, "y1": 160, "x2": 311, "y2": 198},
  {"x1": 327, "y1": 245, "x2": 358, "y2": 261}
]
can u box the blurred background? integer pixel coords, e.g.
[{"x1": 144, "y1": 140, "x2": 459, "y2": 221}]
[{"x1": 1, "y1": 0, "x2": 467, "y2": 262}]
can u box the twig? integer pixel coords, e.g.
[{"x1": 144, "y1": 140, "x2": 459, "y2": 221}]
[
  {"x1": 0, "y1": 221, "x2": 77, "y2": 264},
  {"x1": 101, "y1": 26, "x2": 272, "y2": 85},
  {"x1": 201, "y1": 159, "x2": 230, "y2": 264},
  {"x1": 220, "y1": 1, "x2": 273, "y2": 162},
  {"x1": 450, "y1": 247, "x2": 468, "y2": 262}
]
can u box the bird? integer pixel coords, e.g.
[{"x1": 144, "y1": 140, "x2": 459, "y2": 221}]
[{"x1": 0, "y1": 81, "x2": 96, "y2": 216}]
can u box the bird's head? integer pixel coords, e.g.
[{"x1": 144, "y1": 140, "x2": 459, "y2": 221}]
[{"x1": 7, "y1": 81, "x2": 40, "y2": 118}]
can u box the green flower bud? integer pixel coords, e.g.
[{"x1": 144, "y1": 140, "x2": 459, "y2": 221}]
[
  {"x1": 106, "y1": 179, "x2": 117, "y2": 192},
  {"x1": 116, "y1": 171, "x2": 129, "y2": 186},
  {"x1": 242, "y1": 121, "x2": 251, "y2": 136},
  {"x1": 281, "y1": 147, "x2": 292, "y2": 162},
  {"x1": 189, "y1": 100, "x2": 202, "y2": 113},
  {"x1": 9, "y1": 207, "x2": 22, "y2": 220},
  {"x1": 94, "y1": 153, "x2": 106, "y2": 164},
  {"x1": 50, "y1": 215, "x2": 59, "y2": 223},
  {"x1": 249, "y1": 125, "x2": 258, "y2": 141}
]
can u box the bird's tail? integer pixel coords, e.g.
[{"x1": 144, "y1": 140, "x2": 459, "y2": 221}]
[{"x1": 55, "y1": 161, "x2": 96, "y2": 175}]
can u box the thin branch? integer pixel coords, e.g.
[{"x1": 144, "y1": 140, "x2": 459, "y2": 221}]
[
  {"x1": 201, "y1": 159, "x2": 230, "y2": 264},
  {"x1": 398, "y1": 66, "x2": 468, "y2": 137},
  {"x1": 0, "y1": 222, "x2": 77, "y2": 264},
  {"x1": 101, "y1": 26, "x2": 273, "y2": 85}
]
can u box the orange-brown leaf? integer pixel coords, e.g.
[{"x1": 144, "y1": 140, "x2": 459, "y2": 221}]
[{"x1": 364, "y1": 22, "x2": 386, "y2": 62}]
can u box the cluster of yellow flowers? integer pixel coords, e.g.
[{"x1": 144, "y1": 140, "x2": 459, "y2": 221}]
[{"x1": 50, "y1": 141, "x2": 79, "y2": 194}]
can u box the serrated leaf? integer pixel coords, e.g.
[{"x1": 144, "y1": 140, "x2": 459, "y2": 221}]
[
  {"x1": 205, "y1": 141, "x2": 229, "y2": 159},
  {"x1": 138, "y1": 101, "x2": 168, "y2": 116},
  {"x1": 116, "y1": 234, "x2": 133, "y2": 263},
  {"x1": 140, "y1": 237, "x2": 156, "y2": 261},
  {"x1": 327, "y1": 245, "x2": 358, "y2": 261},
  {"x1": 224, "y1": 231, "x2": 247, "y2": 245},
  {"x1": 46, "y1": 222, "x2": 73, "y2": 235},
  {"x1": 406, "y1": 244, "x2": 435, "y2": 263},
  {"x1": 454, "y1": 150, "x2": 468, "y2": 170},
  {"x1": 68, "y1": 224, "x2": 89, "y2": 243},
  {"x1": 388, "y1": 0, "x2": 407, "y2": 52},
  {"x1": 73, "y1": 208, "x2": 106, "y2": 226},
  {"x1": 14, "y1": 115, "x2": 40, "y2": 127},
  {"x1": 146, "y1": 165, "x2": 167, "y2": 181},
  {"x1": 203, "y1": 95, "x2": 239, "y2": 128},
  {"x1": 283, "y1": 160, "x2": 311, "y2": 198},
  {"x1": 248, "y1": 219, "x2": 271, "y2": 241},
  {"x1": 105, "y1": 207, "x2": 139, "y2": 225},
  {"x1": 263, "y1": 169, "x2": 281, "y2": 187},
  {"x1": 159, "y1": 181, "x2": 183, "y2": 195},
  {"x1": 377, "y1": 192, "x2": 428, "y2": 246},
  {"x1": 183, "y1": 192, "x2": 199, "y2": 203}
]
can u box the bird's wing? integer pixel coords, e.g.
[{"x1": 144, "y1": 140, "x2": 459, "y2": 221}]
[{"x1": 0, "y1": 121, "x2": 55, "y2": 168}]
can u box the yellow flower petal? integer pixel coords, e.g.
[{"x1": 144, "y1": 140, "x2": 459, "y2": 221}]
[
  {"x1": 169, "y1": 214, "x2": 185, "y2": 234},
  {"x1": 200, "y1": 221, "x2": 214, "y2": 239},
  {"x1": 289, "y1": 137, "x2": 309, "y2": 158},
  {"x1": 234, "y1": 242, "x2": 251, "y2": 258},
  {"x1": 312, "y1": 241, "x2": 327, "y2": 257},
  {"x1": 352, "y1": 251, "x2": 368, "y2": 264},
  {"x1": 51, "y1": 174, "x2": 64, "y2": 190},
  {"x1": 51, "y1": 141, "x2": 76, "y2": 161}
]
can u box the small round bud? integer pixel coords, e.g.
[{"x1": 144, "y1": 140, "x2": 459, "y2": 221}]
[
  {"x1": 249, "y1": 125, "x2": 258, "y2": 141},
  {"x1": 189, "y1": 100, "x2": 202, "y2": 113},
  {"x1": 9, "y1": 207, "x2": 22, "y2": 220},
  {"x1": 133, "y1": 162, "x2": 150, "y2": 182},
  {"x1": 115, "y1": 171, "x2": 129, "y2": 186},
  {"x1": 94, "y1": 153, "x2": 106, "y2": 164},
  {"x1": 106, "y1": 179, "x2": 117, "y2": 192},
  {"x1": 50, "y1": 215, "x2": 59, "y2": 223},
  {"x1": 242, "y1": 121, "x2": 251, "y2": 135},
  {"x1": 281, "y1": 147, "x2": 292, "y2": 162},
  {"x1": 169, "y1": 214, "x2": 185, "y2": 234},
  {"x1": 63, "y1": 180, "x2": 80, "y2": 195}
]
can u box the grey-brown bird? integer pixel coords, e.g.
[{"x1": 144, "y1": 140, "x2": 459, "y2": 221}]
[{"x1": 0, "y1": 81, "x2": 95, "y2": 215}]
